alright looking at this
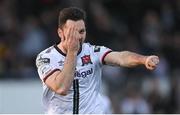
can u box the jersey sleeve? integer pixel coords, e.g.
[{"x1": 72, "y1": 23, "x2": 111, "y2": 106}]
[
  {"x1": 36, "y1": 53, "x2": 60, "y2": 82},
  {"x1": 93, "y1": 45, "x2": 112, "y2": 65}
]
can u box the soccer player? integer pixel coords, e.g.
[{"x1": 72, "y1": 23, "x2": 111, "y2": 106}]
[{"x1": 36, "y1": 7, "x2": 159, "y2": 114}]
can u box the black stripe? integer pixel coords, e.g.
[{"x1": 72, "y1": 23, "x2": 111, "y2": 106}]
[{"x1": 73, "y1": 79, "x2": 79, "y2": 114}]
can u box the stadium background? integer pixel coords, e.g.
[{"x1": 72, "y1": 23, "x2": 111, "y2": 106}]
[{"x1": 0, "y1": 0, "x2": 180, "y2": 113}]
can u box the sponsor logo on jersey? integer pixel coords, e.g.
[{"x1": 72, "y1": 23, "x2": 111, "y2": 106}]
[
  {"x1": 75, "y1": 68, "x2": 93, "y2": 78},
  {"x1": 81, "y1": 55, "x2": 93, "y2": 66},
  {"x1": 36, "y1": 56, "x2": 50, "y2": 67}
]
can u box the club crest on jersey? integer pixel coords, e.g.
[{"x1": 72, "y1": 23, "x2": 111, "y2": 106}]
[{"x1": 81, "y1": 55, "x2": 93, "y2": 66}]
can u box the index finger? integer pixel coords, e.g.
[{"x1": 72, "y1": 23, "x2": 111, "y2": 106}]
[{"x1": 64, "y1": 24, "x2": 74, "y2": 41}]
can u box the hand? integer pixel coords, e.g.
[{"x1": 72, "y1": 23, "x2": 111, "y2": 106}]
[
  {"x1": 145, "y1": 55, "x2": 159, "y2": 70},
  {"x1": 63, "y1": 23, "x2": 80, "y2": 54}
]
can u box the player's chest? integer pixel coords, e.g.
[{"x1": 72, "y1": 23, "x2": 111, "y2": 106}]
[{"x1": 57, "y1": 54, "x2": 98, "y2": 79}]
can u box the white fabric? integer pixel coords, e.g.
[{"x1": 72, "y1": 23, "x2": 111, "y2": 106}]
[{"x1": 36, "y1": 42, "x2": 112, "y2": 114}]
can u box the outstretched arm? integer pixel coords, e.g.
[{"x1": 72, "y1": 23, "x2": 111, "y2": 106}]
[{"x1": 104, "y1": 51, "x2": 159, "y2": 70}]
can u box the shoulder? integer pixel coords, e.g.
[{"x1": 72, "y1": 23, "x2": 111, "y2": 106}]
[
  {"x1": 83, "y1": 42, "x2": 105, "y2": 52},
  {"x1": 36, "y1": 46, "x2": 55, "y2": 58},
  {"x1": 36, "y1": 46, "x2": 56, "y2": 67},
  {"x1": 83, "y1": 42, "x2": 93, "y2": 48}
]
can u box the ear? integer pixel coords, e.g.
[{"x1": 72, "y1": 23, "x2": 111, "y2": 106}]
[{"x1": 57, "y1": 28, "x2": 65, "y2": 41}]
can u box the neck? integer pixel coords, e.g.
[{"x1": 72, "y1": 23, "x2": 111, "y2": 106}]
[
  {"x1": 57, "y1": 42, "x2": 82, "y2": 55},
  {"x1": 57, "y1": 43, "x2": 67, "y2": 54}
]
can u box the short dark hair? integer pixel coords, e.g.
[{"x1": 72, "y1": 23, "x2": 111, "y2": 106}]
[{"x1": 58, "y1": 7, "x2": 86, "y2": 28}]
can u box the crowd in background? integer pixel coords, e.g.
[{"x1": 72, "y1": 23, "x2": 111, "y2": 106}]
[{"x1": 0, "y1": 0, "x2": 180, "y2": 113}]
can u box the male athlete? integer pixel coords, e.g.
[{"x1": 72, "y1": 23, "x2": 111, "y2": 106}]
[{"x1": 36, "y1": 7, "x2": 159, "y2": 114}]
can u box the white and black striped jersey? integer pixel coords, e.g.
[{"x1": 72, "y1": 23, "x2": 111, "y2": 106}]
[{"x1": 36, "y1": 42, "x2": 112, "y2": 114}]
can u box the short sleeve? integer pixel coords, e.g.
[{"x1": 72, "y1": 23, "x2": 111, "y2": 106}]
[
  {"x1": 93, "y1": 45, "x2": 112, "y2": 65},
  {"x1": 36, "y1": 54, "x2": 60, "y2": 82}
]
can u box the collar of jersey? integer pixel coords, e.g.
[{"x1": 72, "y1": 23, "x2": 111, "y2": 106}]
[{"x1": 54, "y1": 43, "x2": 82, "y2": 56}]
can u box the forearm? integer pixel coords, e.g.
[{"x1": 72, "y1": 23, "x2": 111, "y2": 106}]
[
  {"x1": 55, "y1": 52, "x2": 77, "y2": 94},
  {"x1": 105, "y1": 51, "x2": 147, "y2": 67},
  {"x1": 119, "y1": 51, "x2": 147, "y2": 67}
]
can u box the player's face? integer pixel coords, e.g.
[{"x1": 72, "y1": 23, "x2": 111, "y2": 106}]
[{"x1": 60, "y1": 20, "x2": 86, "y2": 45}]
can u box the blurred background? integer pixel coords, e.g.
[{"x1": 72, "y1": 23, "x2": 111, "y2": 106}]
[{"x1": 0, "y1": 0, "x2": 180, "y2": 113}]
